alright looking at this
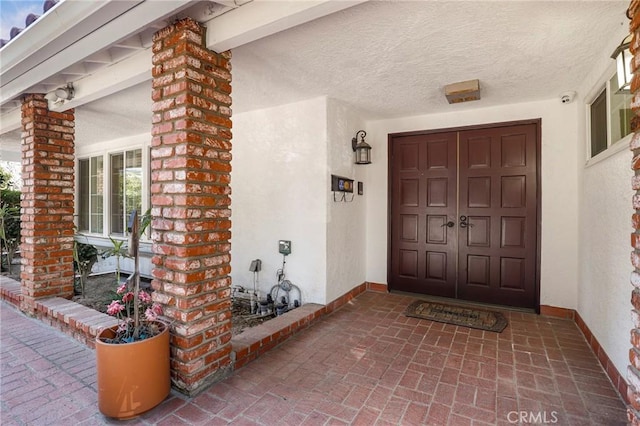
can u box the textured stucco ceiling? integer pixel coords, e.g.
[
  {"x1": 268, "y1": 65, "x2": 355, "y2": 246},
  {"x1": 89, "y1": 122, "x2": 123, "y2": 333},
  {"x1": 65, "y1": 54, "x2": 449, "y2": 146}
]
[
  {"x1": 0, "y1": 0, "x2": 629, "y2": 153},
  {"x1": 231, "y1": 0, "x2": 628, "y2": 118}
]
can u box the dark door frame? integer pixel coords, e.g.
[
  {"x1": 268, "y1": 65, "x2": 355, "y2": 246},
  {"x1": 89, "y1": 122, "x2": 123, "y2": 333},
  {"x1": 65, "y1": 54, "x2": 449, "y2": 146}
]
[{"x1": 387, "y1": 118, "x2": 542, "y2": 313}]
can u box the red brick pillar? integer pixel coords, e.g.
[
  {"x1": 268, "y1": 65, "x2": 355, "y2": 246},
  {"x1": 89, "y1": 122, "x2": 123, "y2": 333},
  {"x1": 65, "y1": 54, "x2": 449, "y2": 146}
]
[
  {"x1": 151, "y1": 18, "x2": 233, "y2": 395},
  {"x1": 631, "y1": 1, "x2": 640, "y2": 424},
  {"x1": 20, "y1": 94, "x2": 75, "y2": 314}
]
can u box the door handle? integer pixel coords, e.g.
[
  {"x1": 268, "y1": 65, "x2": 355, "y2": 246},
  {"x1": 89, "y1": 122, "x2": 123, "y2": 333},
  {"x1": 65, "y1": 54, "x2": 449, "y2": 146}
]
[
  {"x1": 459, "y1": 216, "x2": 473, "y2": 228},
  {"x1": 441, "y1": 221, "x2": 455, "y2": 228}
]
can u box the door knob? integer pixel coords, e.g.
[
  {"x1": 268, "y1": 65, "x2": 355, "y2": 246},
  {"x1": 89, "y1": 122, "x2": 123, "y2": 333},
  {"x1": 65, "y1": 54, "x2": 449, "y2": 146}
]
[
  {"x1": 441, "y1": 221, "x2": 455, "y2": 228},
  {"x1": 459, "y1": 216, "x2": 473, "y2": 228}
]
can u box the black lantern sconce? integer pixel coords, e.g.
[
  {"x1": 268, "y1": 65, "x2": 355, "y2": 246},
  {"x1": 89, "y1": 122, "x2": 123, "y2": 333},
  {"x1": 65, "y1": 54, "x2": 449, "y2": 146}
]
[
  {"x1": 611, "y1": 34, "x2": 632, "y2": 93},
  {"x1": 352, "y1": 130, "x2": 372, "y2": 164}
]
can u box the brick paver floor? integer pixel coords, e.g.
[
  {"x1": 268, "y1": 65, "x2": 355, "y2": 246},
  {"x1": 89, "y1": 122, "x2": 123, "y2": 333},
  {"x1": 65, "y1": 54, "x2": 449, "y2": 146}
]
[{"x1": 0, "y1": 292, "x2": 628, "y2": 425}]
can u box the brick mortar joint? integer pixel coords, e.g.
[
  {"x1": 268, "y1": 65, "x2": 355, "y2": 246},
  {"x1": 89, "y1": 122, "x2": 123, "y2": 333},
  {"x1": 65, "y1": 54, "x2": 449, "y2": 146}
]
[
  {"x1": 153, "y1": 57, "x2": 229, "y2": 74},
  {"x1": 156, "y1": 85, "x2": 231, "y2": 100},
  {"x1": 162, "y1": 89, "x2": 231, "y2": 99},
  {"x1": 157, "y1": 114, "x2": 231, "y2": 124}
]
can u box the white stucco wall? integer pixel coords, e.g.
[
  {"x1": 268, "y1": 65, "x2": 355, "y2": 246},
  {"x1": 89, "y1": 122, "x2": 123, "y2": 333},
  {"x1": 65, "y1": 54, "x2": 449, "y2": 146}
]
[
  {"x1": 364, "y1": 99, "x2": 580, "y2": 308},
  {"x1": 579, "y1": 146, "x2": 632, "y2": 377},
  {"x1": 230, "y1": 97, "x2": 328, "y2": 304},
  {"x1": 576, "y1": 24, "x2": 632, "y2": 378},
  {"x1": 325, "y1": 98, "x2": 367, "y2": 302}
]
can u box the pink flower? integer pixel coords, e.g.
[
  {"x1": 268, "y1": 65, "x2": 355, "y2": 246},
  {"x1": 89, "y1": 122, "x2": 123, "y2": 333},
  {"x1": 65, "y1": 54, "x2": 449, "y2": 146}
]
[
  {"x1": 117, "y1": 318, "x2": 133, "y2": 333},
  {"x1": 116, "y1": 283, "x2": 127, "y2": 295},
  {"x1": 122, "y1": 292, "x2": 134, "y2": 303},
  {"x1": 138, "y1": 291, "x2": 151, "y2": 304},
  {"x1": 106, "y1": 301, "x2": 124, "y2": 316},
  {"x1": 151, "y1": 303, "x2": 163, "y2": 316},
  {"x1": 144, "y1": 308, "x2": 157, "y2": 321}
]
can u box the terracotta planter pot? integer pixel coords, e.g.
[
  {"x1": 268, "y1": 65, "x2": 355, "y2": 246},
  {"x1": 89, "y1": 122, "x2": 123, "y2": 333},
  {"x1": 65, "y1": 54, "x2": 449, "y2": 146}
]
[{"x1": 96, "y1": 322, "x2": 170, "y2": 419}]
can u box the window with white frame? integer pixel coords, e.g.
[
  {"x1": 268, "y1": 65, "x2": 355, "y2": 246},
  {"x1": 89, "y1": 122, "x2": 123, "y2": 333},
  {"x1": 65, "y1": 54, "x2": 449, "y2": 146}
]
[
  {"x1": 78, "y1": 148, "x2": 143, "y2": 236},
  {"x1": 78, "y1": 156, "x2": 104, "y2": 233},
  {"x1": 589, "y1": 72, "x2": 632, "y2": 158},
  {"x1": 110, "y1": 149, "x2": 142, "y2": 235}
]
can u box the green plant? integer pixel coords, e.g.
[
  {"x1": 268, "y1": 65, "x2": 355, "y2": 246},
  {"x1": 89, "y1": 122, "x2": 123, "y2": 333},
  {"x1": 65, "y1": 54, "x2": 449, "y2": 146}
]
[
  {"x1": 141, "y1": 208, "x2": 152, "y2": 236},
  {"x1": 0, "y1": 165, "x2": 15, "y2": 191},
  {"x1": 102, "y1": 237, "x2": 130, "y2": 284},
  {"x1": 73, "y1": 242, "x2": 98, "y2": 297},
  {"x1": 100, "y1": 207, "x2": 150, "y2": 285},
  {"x1": 0, "y1": 189, "x2": 20, "y2": 207},
  {"x1": 0, "y1": 204, "x2": 20, "y2": 274}
]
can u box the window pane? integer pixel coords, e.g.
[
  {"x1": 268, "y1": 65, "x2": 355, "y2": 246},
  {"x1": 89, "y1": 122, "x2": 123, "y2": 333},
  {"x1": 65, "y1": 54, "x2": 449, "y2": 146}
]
[
  {"x1": 90, "y1": 157, "x2": 104, "y2": 233},
  {"x1": 78, "y1": 159, "x2": 89, "y2": 231},
  {"x1": 610, "y1": 74, "x2": 633, "y2": 143},
  {"x1": 590, "y1": 89, "x2": 607, "y2": 157},
  {"x1": 125, "y1": 149, "x2": 142, "y2": 224},
  {"x1": 111, "y1": 153, "x2": 124, "y2": 235}
]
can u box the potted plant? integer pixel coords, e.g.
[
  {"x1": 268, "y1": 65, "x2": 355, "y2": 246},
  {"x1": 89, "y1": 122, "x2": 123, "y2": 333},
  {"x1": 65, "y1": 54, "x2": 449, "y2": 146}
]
[{"x1": 95, "y1": 211, "x2": 170, "y2": 419}]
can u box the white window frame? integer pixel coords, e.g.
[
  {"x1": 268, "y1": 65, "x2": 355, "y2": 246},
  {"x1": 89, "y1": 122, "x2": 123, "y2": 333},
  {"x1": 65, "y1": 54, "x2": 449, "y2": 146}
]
[
  {"x1": 77, "y1": 155, "x2": 104, "y2": 234},
  {"x1": 586, "y1": 63, "x2": 633, "y2": 166}
]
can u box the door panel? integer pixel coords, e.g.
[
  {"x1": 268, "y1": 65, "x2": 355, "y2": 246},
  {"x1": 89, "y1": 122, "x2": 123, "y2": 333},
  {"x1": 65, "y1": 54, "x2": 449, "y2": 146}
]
[
  {"x1": 389, "y1": 122, "x2": 539, "y2": 309},
  {"x1": 458, "y1": 124, "x2": 537, "y2": 308},
  {"x1": 390, "y1": 133, "x2": 457, "y2": 296}
]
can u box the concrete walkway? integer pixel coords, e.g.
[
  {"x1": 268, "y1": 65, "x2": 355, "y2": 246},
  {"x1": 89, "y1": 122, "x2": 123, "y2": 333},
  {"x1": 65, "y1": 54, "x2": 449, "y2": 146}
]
[{"x1": 0, "y1": 292, "x2": 628, "y2": 425}]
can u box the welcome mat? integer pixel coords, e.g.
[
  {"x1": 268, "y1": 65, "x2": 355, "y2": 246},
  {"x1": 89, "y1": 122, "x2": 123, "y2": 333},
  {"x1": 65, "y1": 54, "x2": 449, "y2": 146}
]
[{"x1": 405, "y1": 300, "x2": 508, "y2": 333}]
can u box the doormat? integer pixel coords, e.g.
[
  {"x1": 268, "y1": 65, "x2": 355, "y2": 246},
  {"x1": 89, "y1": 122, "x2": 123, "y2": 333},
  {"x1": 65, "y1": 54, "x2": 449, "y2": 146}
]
[{"x1": 405, "y1": 300, "x2": 508, "y2": 333}]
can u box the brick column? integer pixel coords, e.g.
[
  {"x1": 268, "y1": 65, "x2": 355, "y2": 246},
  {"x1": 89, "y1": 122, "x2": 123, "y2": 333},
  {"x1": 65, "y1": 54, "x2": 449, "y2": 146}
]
[
  {"x1": 20, "y1": 94, "x2": 75, "y2": 314},
  {"x1": 151, "y1": 18, "x2": 233, "y2": 396},
  {"x1": 631, "y1": 1, "x2": 640, "y2": 424}
]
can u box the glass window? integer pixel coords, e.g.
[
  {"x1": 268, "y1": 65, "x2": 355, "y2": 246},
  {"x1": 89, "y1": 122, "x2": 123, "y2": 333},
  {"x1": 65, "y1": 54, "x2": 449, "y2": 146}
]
[
  {"x1": 126, "y1": 149, "x2": 143, "y2": 230},
  {"x1": 78, "y1": 148, "x2": 145, "y2": 237},
  {"x1": 110, "y1": 153, "x2": 124, "y2": 234},
  {"x1": 610, "y1": 74, "x2": 633, "y2": 143},
  {"x1": 110, "y1": 149, "x2": 142, "y2": 235},
  {"x1": 78, "y1": 159, "x2": 89, "y2": 231},
  {"x1": 590, "y1": 89, "x2": 607, "y2": 157},
  {"x1": 589, "y1": 71, "x2": 633, "y2": 159},
  {"x1": 78, "y1": 156, "x2": 104, "y2": 233}
]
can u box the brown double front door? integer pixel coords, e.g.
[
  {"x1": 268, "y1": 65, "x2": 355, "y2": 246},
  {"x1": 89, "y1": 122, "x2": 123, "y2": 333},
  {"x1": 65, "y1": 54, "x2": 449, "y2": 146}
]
[{"x1": 389, "y1": 121, "x2": 539, "y2": 309}]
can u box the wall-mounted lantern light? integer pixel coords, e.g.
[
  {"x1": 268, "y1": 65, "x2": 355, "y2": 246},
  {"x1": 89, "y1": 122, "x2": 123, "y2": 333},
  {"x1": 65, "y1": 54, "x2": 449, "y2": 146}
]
[
  {"x1": 352, "y1": 130, "x2": 371, "y2": 165},
  {"x1": 611, "y1": 34, "x2": 632, "y2": 93}
]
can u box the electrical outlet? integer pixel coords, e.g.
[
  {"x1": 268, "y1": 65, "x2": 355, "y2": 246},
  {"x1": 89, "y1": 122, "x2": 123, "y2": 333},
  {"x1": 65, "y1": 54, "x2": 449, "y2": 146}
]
[{"x1": 278, "y1": 240, "x2": 291, "y2": 255}]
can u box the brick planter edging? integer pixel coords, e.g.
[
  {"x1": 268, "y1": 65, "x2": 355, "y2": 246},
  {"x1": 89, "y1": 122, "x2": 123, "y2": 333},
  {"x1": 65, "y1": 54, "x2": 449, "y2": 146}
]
[
  {"x1": 0, "y1": 276, "x2": 23, "y2": 307},
  {"x1": 1, "y1": 275, "x2": 118, "y2": 349},
  {"x1": 33, "y1": 298, "x2": 118, "y2": 349}
]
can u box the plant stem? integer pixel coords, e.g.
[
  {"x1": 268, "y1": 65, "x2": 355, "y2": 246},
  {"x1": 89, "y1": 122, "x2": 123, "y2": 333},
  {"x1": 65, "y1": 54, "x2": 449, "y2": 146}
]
[{"x1": 131, "y1": 211, "x2": 140, "y2": 339}]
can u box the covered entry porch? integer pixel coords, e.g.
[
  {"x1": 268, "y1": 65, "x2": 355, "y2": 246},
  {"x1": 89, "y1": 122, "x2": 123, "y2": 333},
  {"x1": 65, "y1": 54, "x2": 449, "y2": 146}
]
[{"x1": 0, "y1": 290, "x2": 627, "y2": 425}]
